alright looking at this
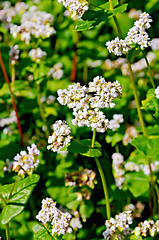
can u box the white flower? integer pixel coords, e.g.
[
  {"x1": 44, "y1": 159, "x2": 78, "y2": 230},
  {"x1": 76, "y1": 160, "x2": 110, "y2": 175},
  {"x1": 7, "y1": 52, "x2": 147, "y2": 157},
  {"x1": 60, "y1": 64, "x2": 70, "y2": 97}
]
[
  {"x1": 9, "y1": 45, "x2": 19, "y2": 65},
  {"x1": 36, "y1": 197, "x2": 72, "y2": 236},
  {"x1": 155, "y1": 86, "x2": 159, "y2": 99},
  {"x1": 12, "y1": 144, "x2": 40, "y2": 175},
  {"x1": 47, "y1": 120, "x2": 72, "y2": 152},
  {"x1": 106, "y1": 12, "x2": 152, "y2": 55},
  {"x1": 57, "y1": 76, "x2": 122, "y2": 133},
  {"x1": 29, "y1": 48, "x2": 46, "y2": 62},
  {"x1": 58, "y1": 0, "x2": 88, "y2": 18}
]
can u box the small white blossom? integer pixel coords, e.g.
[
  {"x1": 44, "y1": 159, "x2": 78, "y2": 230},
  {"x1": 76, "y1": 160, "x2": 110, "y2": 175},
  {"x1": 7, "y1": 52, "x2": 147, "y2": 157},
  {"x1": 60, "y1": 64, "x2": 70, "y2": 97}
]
[
  {"x1": 47, "y1": 120, "x2": 72, "y2": 152},
  {"x1": 108, "y1": 114, "x2": 124, "y2": 131},
  {"x1": 155, "y1": 86, "x2": 159, "y2": 99},
  {"x1": 112, "y1": 153, "x2": 125, "y2": 189},
  {"x1": 58, "y1": 0, "x2": 88, "y2": 18},
  {"x1": 106, "y1": 12, "x2": 153, "y2": 55},
  {"x1": 103, "y1": 211, "x2": 133, "y2": 239},
  {"x1": 36, "y1": 197, "x2": 72, "y2": 236},
  {"x1": 48, "y1": 63, "x2": 63, "y2": 79},
  {"x1": 9, "y1": 45, "x2": 19, "y2": 65},
  {"x1": 0, "y1": 111, "x2": 17, "y2": 127},
  {"x1": 12, "y1": 144, "x2": 40, "y2": 175},
  {"x1": 29, "y1": 48, "x2": 46, "y2": 63}
]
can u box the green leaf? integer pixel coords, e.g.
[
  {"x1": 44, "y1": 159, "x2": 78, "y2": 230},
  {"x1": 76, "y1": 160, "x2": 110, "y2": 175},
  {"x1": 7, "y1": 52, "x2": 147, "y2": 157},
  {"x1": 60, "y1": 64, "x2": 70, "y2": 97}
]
[
  {"x1": 75, "y1": 19, "x2": 96, "y2": 31},
  {"x1": 127, "y1": 46, "x2": 142, "y2": 63},
  {"x1": 89, "y1": 0, "x2": 119, "y2": 11},
  {"x1": 109, "y1": 4, "x2": 128, "y2": 16},
  {"x1": 67, "y1": 139, "x2": 102, "y2": 157},
  {"x1": 105, "y1": 132, "x2": 123, "y2": 146},
  {"x1": 130, "y1": 236, "x2": 143, "y2": 240},
  {"x1": 125, "y1": 172, "x2": 149, "y2": 197},
  {"x1": 142, "y1": 89, "x2": 159, "y2": 118},
  {"x1": 0, "y1": 174, "x2": 40, "y2": 224},
  {"x1": 75, "y1": 10, "x2": 110, "y2": 31},
  {"x1": 81, "y1": 148, "x2": 102, "y2": 157},
  {"x1": 33, "y1": 223, "x2": 54, "y2": 240},
  {"x1": 79, "y1": 200, "x2": 94, "y2": 219},
  {"x1": 131, "y1": 135, "x2": 159, "y2": 158}
]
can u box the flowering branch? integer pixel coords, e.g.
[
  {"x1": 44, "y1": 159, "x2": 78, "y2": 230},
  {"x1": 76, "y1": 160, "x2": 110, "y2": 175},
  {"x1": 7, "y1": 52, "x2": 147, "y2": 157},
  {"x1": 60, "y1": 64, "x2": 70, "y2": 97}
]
[{"x1": 0, "y1": 50, "x2": 24, "y2": 147}]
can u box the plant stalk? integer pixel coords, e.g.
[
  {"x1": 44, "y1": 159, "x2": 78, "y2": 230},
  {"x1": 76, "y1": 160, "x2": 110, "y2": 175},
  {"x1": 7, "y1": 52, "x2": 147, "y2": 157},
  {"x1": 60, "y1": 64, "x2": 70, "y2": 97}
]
[
  {"x1": 108, "y1": 0, "x2": 155, "y2": 215},
  {"x1": 11, "y1": 64, "x2": 15, "y2": 91},
  {"x1": 0, "y1": 50, "x2": 24, "y2": 147},
  {"x1": 142, "y1": 50, "x2": 155, "y2": 89},
  {"x1": 0, "y1": 194, "x2": 10, "y2": 240},
  {"x1": 91, "y1": 129, "x2": 111, "y2": 219}
]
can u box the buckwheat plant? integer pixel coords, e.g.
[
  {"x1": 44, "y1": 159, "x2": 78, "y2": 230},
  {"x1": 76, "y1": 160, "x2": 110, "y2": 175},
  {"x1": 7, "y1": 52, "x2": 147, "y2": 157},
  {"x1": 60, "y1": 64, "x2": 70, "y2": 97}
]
[
  {"x1": 36, "y1": 198, "x2": 72, "y2": 236},
  {"x1": 12, "y1": 143, "x2": 40, "y2": 176},
  {"x1": 102, "y1": 211, "x2": 133, "y2": 239},
  {"x1": 47, "y1": 120, "x2": 72, "y2": 152},
  {"x1": 58, "y1": 0, "x2": 88, "y2": 18}
]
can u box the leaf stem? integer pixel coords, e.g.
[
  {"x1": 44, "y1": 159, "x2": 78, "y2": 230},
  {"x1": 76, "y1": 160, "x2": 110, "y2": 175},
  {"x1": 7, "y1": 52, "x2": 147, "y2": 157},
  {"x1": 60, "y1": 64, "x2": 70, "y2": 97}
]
[
  {"x1": 0, "y1": 194, "x2": 10, "y2": 240},
  {"x1": 91, "y1": 129, "x2": 111, "y2": 219},
  {"x1": 7, "y1": 174, "x2": 19, "y2": 202},
  {"x1": 142, "y1": 50, "x2": 155, "y2": 89},
  {"x1": 0, "y1": 50, "x2": 24, "y2": 147}
]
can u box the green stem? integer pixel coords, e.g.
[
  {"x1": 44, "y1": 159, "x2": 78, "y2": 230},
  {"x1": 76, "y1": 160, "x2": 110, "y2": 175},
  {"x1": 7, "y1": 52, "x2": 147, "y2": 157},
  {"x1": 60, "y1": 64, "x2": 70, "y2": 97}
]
[
  {"x1": 126, "y1": 59, "x2": 147, "y2": 137},
  {"x1": 5, "y1": 224, "x2": 10, "y2": 240},
  {"x1": 0, "y1": 194, "x2": 10, "y2": 240},
  {"x1": 7, "y1": 174, "x2": 19, "y2": 201},
  {"x1": 37, "y1": 84, "x2": 50, "y2": 138},
  {"x1": 35, "y1": 63, "x2": 49, "y2": 139},
  {"x1": 108, "y1": 0, "x2": 156, "y2": 216},
  {"x1": 91, "y1": 129, "x2": 111, "y2": 219},
  {"x1": 142, "y1": 51, "x2": 155, "y2": 89}
]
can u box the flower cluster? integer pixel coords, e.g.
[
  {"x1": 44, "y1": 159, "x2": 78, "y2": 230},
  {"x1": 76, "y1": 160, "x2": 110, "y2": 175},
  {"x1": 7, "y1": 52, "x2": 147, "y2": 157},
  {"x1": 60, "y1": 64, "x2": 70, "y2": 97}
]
[
  {"x1": 47, "y1": 120, "x2": 72, "y2": 152},
  {"x1": 125, "y1": 161, "x2": 159, "y2": 176},
  {"x1": 9, "y1": 45, "x2": 19, "y2": 65},
  {"x1": 124, "y1": 201, "x2": 145, "y2": 218},
  {"x1": 134, "y1": 220, "x2": 159, "y2": 237},
  {"x1": 65, "y1": 168, "x2": 97, "y2": 189},
  {"x1": 70, "y1": 211, "x2": 82, "y2": 231},
  {"x1": 102, "y1": 211, "x2": 133, "y2": 239},
  {"x1": 57, "y1": 76, "x2": 122, "y2": 132},
  {"x1": 40, "y1": 95, "x2": 56, "y2": 105},
  {"x1": 36, "y1": 198, "x2": 72, "y2": 236},
  {"x1": 108, "y1": 114, "x2": 124, "y2": 131},
  {"x1": 47, "y1": 63, "x2": 63, "y2": 79},
  {"x1": 58, "y1": 0, "x2": 88, "y2": 18},
  {"x1": 106, "y1": 12, "x2": 153, "y2": 56},
  {"x1": 123, "y1": 126, "x2": 139, "y2": 145},
  {"x1": 12, "y1": 144, "x2": 40, "y2": 175},
  {"x1": 0, "y1": 111, "x2": 17, "y2": 127},
  {"x1": 0, "y1": 2, "x2": 23, "y2": 30},
  {"x1": 3, "y1": 159, "x2": 13, "y2": 172},
  {"x1": 10, "y1": 5, "x2": 56, "y2": 44},
  {"x1": 112, "y1": 153, "x2": 125, "y2": 189},
  {"x1": 155, "y1": 86, "x2": 159, "y2": 99},
  {"x1": 29, "y1": 48, "x2": 46, "y2": 63}
]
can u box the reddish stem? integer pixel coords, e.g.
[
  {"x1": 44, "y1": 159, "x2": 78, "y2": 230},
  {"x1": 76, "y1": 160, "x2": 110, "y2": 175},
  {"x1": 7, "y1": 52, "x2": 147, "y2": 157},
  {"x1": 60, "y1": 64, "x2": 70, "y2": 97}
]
[
  {"x1": 70, "y1": 42, "x2": 78, "y2": 82},
  {"x1": 0, "y1": 50, "x2": 24, "y2": 147}
]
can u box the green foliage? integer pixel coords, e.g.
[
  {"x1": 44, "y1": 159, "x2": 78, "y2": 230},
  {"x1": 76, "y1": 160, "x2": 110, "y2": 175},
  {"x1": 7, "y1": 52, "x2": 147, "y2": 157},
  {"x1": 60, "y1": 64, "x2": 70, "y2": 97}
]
[
  {"x1": 131, "y1": 135, "x2": 159, "y2": 158},
  {"x1": 125, "y1": 172, "x2": 149, "y2": 197},
  {"x1": 142, "y1": 89, "x2": 159, "y2": 118},
  {"x1": 33, "y1": 223, "x2": 58, "y2": 240},
  {"x1": 75, "y1": 0, "x2": 128, "y2": 31},
  {"x1": 0, "y1": 174, "x2": 40, "y2": 224},
  {"x1": 63, "y1": 139, "x2": 102, "y2": 157}
]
